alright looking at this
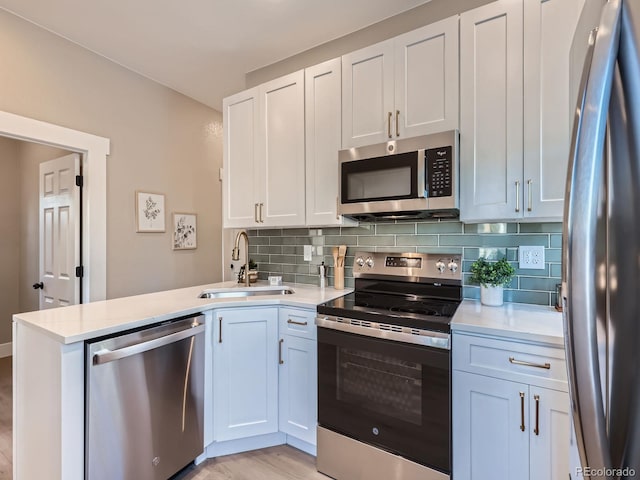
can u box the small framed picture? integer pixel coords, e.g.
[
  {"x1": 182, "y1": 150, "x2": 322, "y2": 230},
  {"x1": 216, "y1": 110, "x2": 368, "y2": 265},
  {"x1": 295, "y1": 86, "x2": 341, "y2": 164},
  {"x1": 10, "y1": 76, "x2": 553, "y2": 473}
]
[
  {"x1": 172, "y1": 213, "x2": 197, "y2": 250},
  {"x1": 136, "y1": 191, "x2": 165, "y2": 232}
]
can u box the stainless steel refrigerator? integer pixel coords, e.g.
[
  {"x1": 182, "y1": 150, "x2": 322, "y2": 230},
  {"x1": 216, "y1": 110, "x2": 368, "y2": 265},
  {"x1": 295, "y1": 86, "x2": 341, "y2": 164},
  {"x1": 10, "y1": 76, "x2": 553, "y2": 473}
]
[{"x1": 563, "y1": 0, "x2": 640, "y2": 479}]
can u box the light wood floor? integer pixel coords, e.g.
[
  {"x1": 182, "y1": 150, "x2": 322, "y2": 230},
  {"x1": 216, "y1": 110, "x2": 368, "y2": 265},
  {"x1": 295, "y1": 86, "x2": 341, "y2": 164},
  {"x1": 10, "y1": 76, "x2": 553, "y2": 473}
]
[
  {"x1": 0, "y1": 356, "x2": 325, "y2": 480},
  {"x1": 0, "y1": 356, "x2": 12, "y2": 480}
]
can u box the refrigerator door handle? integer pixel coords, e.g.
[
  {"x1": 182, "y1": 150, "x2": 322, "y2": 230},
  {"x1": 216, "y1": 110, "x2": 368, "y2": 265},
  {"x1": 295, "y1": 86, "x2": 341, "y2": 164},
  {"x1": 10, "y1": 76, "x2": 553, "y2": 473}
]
[{"x1": 563, "y1": 0, "x2": 622, "y2": 476}]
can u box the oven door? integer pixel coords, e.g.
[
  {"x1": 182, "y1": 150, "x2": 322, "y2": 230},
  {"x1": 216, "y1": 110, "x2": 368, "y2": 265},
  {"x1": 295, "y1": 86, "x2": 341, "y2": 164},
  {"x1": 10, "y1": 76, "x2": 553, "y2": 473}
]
[{"x1": 317, "y1": 326, "x2": 450, "y2": 474}]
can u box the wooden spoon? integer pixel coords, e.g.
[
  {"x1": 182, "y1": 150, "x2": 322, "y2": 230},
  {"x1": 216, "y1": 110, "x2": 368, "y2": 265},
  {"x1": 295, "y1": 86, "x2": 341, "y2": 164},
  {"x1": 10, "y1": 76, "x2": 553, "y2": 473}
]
[
  {"x1": 338, "y1": 245, "x2": 347, "y2": 267},
  {"x1": 332, "y1": 246, "x2": 339, "y2": 267}
]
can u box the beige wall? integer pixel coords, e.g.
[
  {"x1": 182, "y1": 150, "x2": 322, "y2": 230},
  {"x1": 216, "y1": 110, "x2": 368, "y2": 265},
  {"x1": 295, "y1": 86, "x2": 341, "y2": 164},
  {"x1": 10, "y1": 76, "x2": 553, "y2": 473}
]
[
  {"x1": 0, "y1": 9, "x2": 223, "y2": 302},
  {"x1": 0, "y1": 137, "x2": 21, "y2": 344},
  {"x1": 246, "y1": 0, "x2": 494, "y2": 87}
]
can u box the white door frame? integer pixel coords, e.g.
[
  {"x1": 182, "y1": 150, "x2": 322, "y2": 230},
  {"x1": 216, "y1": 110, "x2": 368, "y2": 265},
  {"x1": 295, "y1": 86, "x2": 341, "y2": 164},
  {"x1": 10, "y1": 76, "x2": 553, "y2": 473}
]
[{"x1": 0, "y1": 110, "x2": 109, "y2": 302}]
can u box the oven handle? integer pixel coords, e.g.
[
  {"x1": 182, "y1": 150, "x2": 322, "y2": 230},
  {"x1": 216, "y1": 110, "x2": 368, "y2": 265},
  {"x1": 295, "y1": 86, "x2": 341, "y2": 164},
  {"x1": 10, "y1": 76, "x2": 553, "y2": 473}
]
[{"x1": 315, "y1": 315, "x2": 450, "y2": 350}]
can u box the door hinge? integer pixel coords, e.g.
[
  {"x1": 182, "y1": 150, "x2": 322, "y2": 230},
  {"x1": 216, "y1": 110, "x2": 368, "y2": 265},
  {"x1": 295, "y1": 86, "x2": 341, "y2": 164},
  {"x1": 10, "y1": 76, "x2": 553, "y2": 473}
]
[
  {"x1": 76, "y1": 175, "x2": 84, "y2": 187},
  {"x1": 75, "y1": 266, "x2": 84, "y2": 278}
]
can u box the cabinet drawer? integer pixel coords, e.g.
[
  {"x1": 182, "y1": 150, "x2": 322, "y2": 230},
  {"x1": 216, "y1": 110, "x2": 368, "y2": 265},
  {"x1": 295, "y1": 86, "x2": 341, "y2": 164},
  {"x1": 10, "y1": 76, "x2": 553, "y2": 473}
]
[
  {"x1": 453, "y1": 333, "x2": 567, "y2": 391},
  {"x1": 279, "y1": 307, "x2": 316, "y2": 340}
]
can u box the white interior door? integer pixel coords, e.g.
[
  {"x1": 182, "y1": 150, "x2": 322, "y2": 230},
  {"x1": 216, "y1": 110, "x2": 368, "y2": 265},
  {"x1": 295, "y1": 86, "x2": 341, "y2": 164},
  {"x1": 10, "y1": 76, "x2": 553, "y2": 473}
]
[{"x1": 38, "y1": 153, "x2": 80, "y2": 309}]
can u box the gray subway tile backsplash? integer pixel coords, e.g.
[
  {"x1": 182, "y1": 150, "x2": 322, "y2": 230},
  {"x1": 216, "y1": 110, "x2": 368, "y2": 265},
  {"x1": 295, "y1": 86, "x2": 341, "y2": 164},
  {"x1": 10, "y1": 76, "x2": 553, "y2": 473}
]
[{"x1": 246, "y1": 220, "x2": 563, "y2": 307}]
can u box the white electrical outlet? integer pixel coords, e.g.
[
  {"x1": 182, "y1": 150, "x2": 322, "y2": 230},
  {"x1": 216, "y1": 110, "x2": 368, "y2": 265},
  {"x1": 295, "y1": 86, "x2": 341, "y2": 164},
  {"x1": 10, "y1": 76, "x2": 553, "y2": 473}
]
[{"x1": 519, "y1": 245, "x2": 545, "y2": 270}]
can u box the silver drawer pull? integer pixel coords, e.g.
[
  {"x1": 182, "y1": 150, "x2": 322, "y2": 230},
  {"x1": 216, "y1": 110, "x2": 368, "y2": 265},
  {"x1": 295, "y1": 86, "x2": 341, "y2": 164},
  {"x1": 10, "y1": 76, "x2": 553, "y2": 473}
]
[
  {"x1": 509, "y1": 356, "x2": 551, "y2": 370},
  {"x1": 287, "y1": 319, "x2": 308, "y2": 326}
]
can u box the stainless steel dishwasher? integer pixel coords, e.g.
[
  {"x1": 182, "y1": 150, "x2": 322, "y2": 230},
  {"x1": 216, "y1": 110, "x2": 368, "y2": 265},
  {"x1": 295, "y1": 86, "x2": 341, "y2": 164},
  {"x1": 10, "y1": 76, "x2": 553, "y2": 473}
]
[{"x1": 86, "y1": 314, "x2": 205, "y2": 480}]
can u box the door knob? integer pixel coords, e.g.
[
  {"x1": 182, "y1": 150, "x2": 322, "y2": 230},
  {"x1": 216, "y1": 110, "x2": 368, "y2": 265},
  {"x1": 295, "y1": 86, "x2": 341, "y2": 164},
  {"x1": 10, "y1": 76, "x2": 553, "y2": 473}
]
[{"x1": 33, "y1": 282, "x2": 43, "y2": 290}]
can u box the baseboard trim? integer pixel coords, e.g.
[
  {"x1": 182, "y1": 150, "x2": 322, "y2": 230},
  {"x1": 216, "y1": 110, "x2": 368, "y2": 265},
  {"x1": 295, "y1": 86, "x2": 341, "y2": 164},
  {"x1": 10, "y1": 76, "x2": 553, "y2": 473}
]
[
  {"x1": 205, "y1": 432, "x2": 286, "y2": 458},
  {"x1": 0, "y1": 342, "x2": 11, "y2": 358}
]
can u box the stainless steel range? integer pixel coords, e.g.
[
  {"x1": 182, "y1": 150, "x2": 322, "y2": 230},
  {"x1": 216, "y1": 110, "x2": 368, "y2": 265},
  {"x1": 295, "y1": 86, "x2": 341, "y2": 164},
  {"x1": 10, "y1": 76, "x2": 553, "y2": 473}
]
[{"x1": 315, "y1": 251, "x2": 461, "y2": 480}]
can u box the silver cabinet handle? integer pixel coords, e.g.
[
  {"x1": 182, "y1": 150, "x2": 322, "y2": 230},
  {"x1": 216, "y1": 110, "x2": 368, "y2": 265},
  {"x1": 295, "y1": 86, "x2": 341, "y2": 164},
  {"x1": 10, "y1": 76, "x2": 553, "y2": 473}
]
[
  {"x1": 336, "y1": 196, "x2": 340, "y2": 220},
  {"x1": 387, "y1": 111, "x2": 392, "y2": 138},
  {"x1": 278, "y1": 338, "x2": 284, "y2": 365},
  {"x1": 515, "y1": 180, "x2": 521, "y2": 212},
  {"x1": 93, "y1": 322, "x2": 204, "y2": 365},
  {"x1": 287, "y1": 318, "x2": 308, "y2": 326},
  {"x1": 534, "y1": 394, "x2": 540, "y2": 436},
  {"x1": 527, "y1": 179, "x2": 533, "y2": 212},
  {"x1": 519, "y1": 391, "x2": 525, "y2": 432},
  {"x1": 509, "y1": 356, "x2": 551, "y2": 369},
  {"x1": 259, "y1": 203, "x2": 264, "y2": 223},
  {"x1": 395, "y1": 110, "x2": 400, "y2": 137},
  {"x1": 254, "y1": 203, "x2": 259, "y2": 223},
  {"x1": 218, "y1": 317, "x2": 223, "y2": 343}
]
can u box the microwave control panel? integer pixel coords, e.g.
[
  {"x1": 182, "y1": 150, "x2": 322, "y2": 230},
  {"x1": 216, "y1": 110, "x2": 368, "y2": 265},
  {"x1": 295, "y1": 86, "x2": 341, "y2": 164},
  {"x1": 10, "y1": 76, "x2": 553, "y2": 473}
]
[{"x1": 425, "y1": 146, "x2": 452, "y2": 197}]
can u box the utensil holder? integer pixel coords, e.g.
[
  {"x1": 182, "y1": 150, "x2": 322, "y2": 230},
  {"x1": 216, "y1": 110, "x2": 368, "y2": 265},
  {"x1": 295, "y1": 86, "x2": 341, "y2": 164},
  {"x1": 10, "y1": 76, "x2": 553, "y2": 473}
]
[{"x1": 334, "y1": 265, "x2": 345, "y2": 290}]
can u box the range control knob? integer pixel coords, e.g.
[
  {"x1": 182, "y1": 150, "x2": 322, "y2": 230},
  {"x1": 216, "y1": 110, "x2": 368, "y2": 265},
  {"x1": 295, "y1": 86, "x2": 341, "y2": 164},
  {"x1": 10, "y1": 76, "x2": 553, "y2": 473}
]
[
  {"x1": 436, "y1": 260, "x2": 446, "y2": 273},
  {"x1": 355, "y1": 256, "x2": 365, "y2": 267},
  {"x1": 365, "y1": 257, "x2": 374, "y2": 268},
  {"x1": 448, "y1": 260, "x2": 459, "y2": 273}
]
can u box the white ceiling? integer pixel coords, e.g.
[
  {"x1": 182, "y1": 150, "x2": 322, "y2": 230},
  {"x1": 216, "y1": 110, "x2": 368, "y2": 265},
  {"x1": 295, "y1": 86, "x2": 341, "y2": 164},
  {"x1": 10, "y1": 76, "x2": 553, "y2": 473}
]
[{"x1": 0, "y1": 0, "x2": 431, "y2": 110}]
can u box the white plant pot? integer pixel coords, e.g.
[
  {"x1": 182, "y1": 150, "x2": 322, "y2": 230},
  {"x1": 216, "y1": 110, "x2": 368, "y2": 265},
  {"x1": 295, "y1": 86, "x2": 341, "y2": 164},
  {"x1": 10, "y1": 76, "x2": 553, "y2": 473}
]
[{"x1": 480, "y1": 285, "x2": 504, "y2": 306}]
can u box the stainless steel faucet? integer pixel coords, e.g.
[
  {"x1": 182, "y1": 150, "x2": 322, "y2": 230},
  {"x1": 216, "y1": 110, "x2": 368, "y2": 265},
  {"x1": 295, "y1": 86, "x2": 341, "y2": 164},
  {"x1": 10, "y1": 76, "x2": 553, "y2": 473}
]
[{"x1": 232, "y1": 231, "x2": 251, "y2": 287}]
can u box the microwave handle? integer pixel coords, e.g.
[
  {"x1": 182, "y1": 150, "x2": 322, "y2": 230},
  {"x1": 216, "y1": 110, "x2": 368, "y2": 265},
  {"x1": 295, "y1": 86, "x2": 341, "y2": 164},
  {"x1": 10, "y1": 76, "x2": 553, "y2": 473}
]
[{"x1": 418, "y1": 150, "x2": 427, "y2": 198}]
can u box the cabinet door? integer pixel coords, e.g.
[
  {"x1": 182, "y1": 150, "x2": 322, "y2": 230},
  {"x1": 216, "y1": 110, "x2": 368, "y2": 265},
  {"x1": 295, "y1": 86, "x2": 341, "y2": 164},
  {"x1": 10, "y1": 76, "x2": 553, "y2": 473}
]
[
  {"x1": 529, "y1": 388, "x2": 570, "y2": 480},
  {"x1": 305, "y1": 59, "x2": 355, "y2": 227},
  {"x1": 341, "y1": 40, "x2": 395, "y2": 148},
  {"x1": 523, "y1": 0, "x2": 585, "y2": 219},
  {"x1": 278, "y1": 335, "x2": 317, "y2": 445},
  {"x1": 222, "y1": 88, "x2": 261, "y2": 228},
  {"x1": 460, "y1": 0, "x2": 524, "y2": 222},
  {"x1": 258, "y1": 70, "x2": 306, "y2": 227},
  {"x1": 394, "y1": 15, "x2": 459, "y2": 139},
  {"x1": 453, "y1": 371, "x2": 529, "y2": 480},
  {"x1": 213, "y1": 308, "x2": 278, "y2": 441}
]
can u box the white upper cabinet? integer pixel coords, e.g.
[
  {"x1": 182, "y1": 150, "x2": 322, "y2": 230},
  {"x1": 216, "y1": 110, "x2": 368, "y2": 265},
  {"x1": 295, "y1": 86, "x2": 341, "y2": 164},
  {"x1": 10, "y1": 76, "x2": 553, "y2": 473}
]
[
  {"x1": 459, "y1": 0, "x2": 524, "y2": 222},
  {"x1": 523, "y1": 0, "x2": 585, "y2": 219},
  {"x1": 223, "y1": 71, "x2": 305, "y2": 228},
  {"x1": 342, "y1": 39, "x2": 395, "y2": 148},
  {"x1": 394, "y1": 17, "x2": 459, "y2": 140},
  {"x1": 460, "y1": 0, "x2": 584, "y2": 222},
  {"x1": 259, "y1": 70, "x2": 306, "y2": 227},
  {"x1": 342, "y1": 16, "x2": 459, "y2": 148},
  {"x1": 222, "y1": 88, "x2": 261, "y2": 228},
  {"x1": 305, "y1": 58, "x2": 357, "y2": 226}
]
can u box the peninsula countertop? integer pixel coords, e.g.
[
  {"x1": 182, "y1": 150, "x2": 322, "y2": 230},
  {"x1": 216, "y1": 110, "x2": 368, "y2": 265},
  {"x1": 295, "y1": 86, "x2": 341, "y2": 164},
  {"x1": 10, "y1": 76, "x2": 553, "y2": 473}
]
[{"x1": 13, "y1": 281, "x2": 352, "y2": 345}]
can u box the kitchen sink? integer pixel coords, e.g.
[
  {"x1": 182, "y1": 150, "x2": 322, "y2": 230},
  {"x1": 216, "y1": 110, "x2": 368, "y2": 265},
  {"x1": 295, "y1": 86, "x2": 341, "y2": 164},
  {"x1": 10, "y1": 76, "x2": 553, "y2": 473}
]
[{"x1": 199, "y1": 286, "x2": 295, "y2": 299}]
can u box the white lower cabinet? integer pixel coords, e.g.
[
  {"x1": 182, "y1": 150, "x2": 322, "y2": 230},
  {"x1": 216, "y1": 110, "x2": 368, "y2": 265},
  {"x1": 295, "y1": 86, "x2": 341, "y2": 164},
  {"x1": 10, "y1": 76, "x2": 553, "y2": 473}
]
[
  {"x1": 278, "y1": 307, "x2": 318, "y2": 446},
  {"x1": 213, "y1": 307, "x2": 279, "y2": 442},
  {"x1": 211, "y1": 306, "x2": 318, "y2": 450},
  {"x1": 452, "y1": 332, "x2": 569, "y2": 480}
]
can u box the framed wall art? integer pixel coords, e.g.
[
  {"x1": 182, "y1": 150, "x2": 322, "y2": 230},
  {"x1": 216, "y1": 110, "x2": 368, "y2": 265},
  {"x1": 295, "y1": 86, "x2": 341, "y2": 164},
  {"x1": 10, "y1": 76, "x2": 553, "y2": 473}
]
[
  {"x1": 172, "y1": 212, "x2": 197, "y2": 250},
  {"x1": 136, "y1": 191, "x2": 165, "y2": 232}
]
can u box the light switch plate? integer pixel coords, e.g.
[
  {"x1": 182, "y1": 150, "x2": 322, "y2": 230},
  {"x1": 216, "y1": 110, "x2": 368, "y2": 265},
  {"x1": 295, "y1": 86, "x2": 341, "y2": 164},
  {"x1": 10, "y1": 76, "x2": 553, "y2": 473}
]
[
  {"x1": 303, "y1": 245, "x2": 313, "y2": 261},
  {"x1": 519, "y1": 245, "x2": 545, "y2": 269}
]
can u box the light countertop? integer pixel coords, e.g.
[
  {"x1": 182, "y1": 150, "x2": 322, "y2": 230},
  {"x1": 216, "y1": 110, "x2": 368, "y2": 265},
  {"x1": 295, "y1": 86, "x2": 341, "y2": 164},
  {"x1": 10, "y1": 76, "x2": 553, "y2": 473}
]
[
  {"x1": 13, "y1": 281, "x2": 351, "y2": 345},
  {"x1": 451, "y1": 299, "x2": 565, "y2": 346}
]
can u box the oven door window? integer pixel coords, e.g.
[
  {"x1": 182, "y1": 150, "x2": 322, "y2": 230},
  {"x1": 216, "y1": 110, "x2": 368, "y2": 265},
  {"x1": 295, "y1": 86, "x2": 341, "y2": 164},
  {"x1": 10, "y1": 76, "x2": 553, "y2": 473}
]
[
  {"x1": 337, "y1": 348, "x2": 422, "y2": 426},
  {"x1": 318, "y1": 327, "x2": 450, "y2": 474},
  {"x1": 341, "y1": 151, "x2": 419, "y2": 203}
]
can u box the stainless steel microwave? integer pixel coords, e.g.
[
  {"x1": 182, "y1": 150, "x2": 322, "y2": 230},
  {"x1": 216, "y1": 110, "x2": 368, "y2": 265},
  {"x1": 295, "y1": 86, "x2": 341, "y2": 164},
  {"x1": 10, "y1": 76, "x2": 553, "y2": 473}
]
[{"x1": 338, "y1": 130, "x2": 459, "y2": 221}]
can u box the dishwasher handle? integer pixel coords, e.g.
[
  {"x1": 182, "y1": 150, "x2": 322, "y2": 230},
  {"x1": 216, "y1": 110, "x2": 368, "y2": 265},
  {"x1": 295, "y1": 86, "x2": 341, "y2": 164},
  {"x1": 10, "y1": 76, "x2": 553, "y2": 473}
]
[{"x1": 93, "y1": 322, "x2": 205, "y2": 365}]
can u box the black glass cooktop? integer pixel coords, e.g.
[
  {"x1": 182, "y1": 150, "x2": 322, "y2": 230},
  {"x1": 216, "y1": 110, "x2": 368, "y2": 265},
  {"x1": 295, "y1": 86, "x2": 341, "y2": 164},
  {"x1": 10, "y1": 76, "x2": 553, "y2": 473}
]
[{"x1": 317, "y1": 279, "x2": 461, "y2": 334}]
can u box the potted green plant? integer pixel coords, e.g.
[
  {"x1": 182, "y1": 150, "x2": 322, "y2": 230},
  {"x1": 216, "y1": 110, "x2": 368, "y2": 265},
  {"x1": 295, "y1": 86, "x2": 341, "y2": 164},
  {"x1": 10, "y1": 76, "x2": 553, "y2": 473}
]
[{"x1": 469, "y1": 257, "x2": 516, "y2": 306}]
